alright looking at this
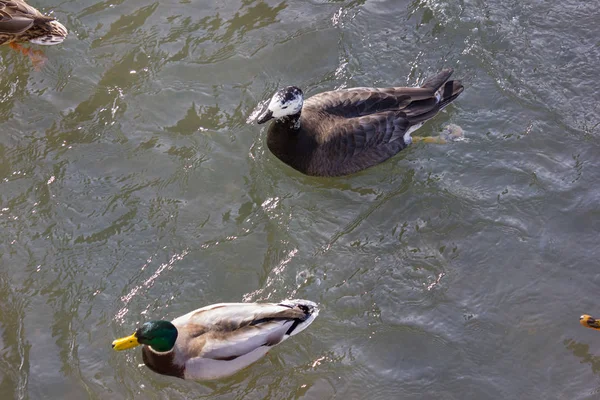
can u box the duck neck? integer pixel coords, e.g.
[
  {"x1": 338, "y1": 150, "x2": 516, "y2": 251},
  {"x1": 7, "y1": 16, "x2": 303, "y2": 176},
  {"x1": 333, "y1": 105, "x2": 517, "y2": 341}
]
[
  {"x1": 142, "y1": 346, "x2": 184, "y2": 378},
  {"x1": 278, "y1": 113, "x2": 301, "y2": 131}
]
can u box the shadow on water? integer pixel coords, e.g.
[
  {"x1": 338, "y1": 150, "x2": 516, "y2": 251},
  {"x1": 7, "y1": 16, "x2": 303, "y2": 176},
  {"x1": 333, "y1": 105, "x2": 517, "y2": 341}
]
[{"x1": 565, "y1": 338, "x2": 600, "y2": 376}]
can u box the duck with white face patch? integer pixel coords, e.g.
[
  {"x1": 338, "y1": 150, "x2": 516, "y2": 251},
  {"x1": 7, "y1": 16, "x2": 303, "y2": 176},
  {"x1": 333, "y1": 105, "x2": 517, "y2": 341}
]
[
  {"x1": 257, "y1": 86, "x2": 304, "y2": 129},
  {"x1": 255, "y1": 69, "x2": 465, "y2": 177}
]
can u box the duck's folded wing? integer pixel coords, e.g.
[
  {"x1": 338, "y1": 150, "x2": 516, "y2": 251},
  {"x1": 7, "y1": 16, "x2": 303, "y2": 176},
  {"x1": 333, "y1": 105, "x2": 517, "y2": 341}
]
[
  {"x1": 0, "y1": 0, "x2": 57, "y2": 34},
  {"x1": 173, "y1": 302, "x2": 310, "y2": 360},
  {"x1": 0, "y1": 2, "x2": 34, "y2": 34},
  {"x1": 0, "y1": 15, "x2": 31, "y2": 33},
  {"x1": 304, "y1": 86, "x2": 442, "y2": 119},
  {"x1": 305, "y1": 69, "x2": 457, "y2": 120},
  {"x1": 198, "y1": 319, "x2": 298, "y2": 360},
  {"x1": 173, "y1": 302, "x2": 307, "y2": 328},
  {"x1": 309, "y1": 112, "x2": 410, "y2": 176},
  {"x1": 0, "y1": 1, "x2": 45, "y2": 17}
]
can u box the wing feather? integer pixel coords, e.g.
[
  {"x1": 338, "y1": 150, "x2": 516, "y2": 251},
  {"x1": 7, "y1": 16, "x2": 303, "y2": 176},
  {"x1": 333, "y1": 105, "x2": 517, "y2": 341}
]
[
  {"x1": 307, "y1": 112, "x2": 410, "y2": 176},
  {"x1": 0, "y1": 15, "x2": 32, "y2": 33},
  {"x1": 197, "y1": 320, "x2": 294, "y2": 360},
  {"x1": 0, "y1": 0, "x2": 54, "y2": 35},
  {"x1": 172, "y1": 302, "x2": 311, "y2": 361},
  {"x1": 305, "y1": 89, "x2": 417, "y2": 119}
]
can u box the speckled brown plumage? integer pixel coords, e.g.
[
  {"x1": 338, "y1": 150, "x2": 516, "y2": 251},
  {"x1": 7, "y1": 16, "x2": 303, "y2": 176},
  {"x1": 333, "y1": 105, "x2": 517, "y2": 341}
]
[
  {"x1": 0, "y1": 0, "x2": 67, "y2": 45},
  {"x1": 263, "y1": 69, "x2": 464, "y2": 177}
]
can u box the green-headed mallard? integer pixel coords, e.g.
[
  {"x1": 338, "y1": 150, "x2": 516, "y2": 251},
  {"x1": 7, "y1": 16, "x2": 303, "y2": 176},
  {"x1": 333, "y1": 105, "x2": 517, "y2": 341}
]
[
  {"x1": 255, "y1": 68, "x2": 464, "y2": 177},
  {"x1": 580, "y1": 314, "x2": 600, "y2": 330},
  {"x1": 112, "y1": 299, "x2": 319, "y2": 380},
  {"x1": 0, "y1": 0, "x2": 67, "y2": 67}
]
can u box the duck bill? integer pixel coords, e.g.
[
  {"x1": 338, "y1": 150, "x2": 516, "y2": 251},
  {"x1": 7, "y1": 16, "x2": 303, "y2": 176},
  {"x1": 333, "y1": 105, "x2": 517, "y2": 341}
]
[
  {"x1": 112, "y1": 333, "x2": 140, "y2": 351},
  {"x1": 256, "y1": 109, "x2": 273, "y2": 124}
]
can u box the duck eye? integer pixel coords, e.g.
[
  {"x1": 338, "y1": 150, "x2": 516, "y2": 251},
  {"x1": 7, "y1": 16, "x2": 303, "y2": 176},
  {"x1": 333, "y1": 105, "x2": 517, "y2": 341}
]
[{"x1": 281, "y1": 105, "x2": 288, "y2": 109}]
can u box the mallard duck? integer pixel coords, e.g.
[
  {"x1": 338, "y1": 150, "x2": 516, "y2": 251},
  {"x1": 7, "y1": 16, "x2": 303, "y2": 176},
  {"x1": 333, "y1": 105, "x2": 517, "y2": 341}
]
[
  {"x1": 256, "y1": 68, "x2": 464, "y2": 177},
  {"x1": 580, "y1": 315, "x2": 600, "y2": 330},
  {"x1": 0, "y1": 1, "x2": 67, "y2": 67},
  {"x1": 112, "y1": 299, "x2": 319, "y2": 380}
]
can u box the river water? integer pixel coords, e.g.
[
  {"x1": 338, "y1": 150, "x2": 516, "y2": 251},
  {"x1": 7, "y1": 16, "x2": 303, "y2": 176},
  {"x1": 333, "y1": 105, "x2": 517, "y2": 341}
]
[{"x1": 1, "y1": 0, "x2": 599, "y2": 399}]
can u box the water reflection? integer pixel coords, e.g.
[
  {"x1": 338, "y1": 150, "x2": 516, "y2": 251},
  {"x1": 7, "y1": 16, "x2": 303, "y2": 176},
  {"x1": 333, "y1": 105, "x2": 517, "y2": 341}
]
[
  {"x1": 165, "y1": 103, "x2": 223, "y2": 134},
  {"x1": 0, "y1": 272, "x2": 29, "y2": 400},
  {"x1": 90, "y1": 3, "x2": 160, "y2": 49},
  {"x1": 1, "y1": 0, "x2": 600, "y2": 398},
  {"x1": 0, "y1": 59, "x2": 31, "y2": 123},
  {"x1": 565, "y1": 338, "x2": 600, "y2": 375},
  {"x1": 116, "y1": 250, "x2": 189, "y2": 322}
]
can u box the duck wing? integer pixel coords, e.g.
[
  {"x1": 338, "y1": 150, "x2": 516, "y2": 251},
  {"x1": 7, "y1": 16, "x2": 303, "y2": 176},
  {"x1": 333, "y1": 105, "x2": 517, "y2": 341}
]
[
  {"x1": 305, "y1": 71, "x2": 464, "y2": 176},
  {"x1": 304, "y1": 68, "x2": 460, "y2": 120},
  {"x1": 0, "y1": 1, "x2": 52, "y2": 34},
  {"x1": 304, "y1": 89, "x2": 411, "y2": 119},
  {"x1": 308, "y1": 96, "x2": 452, "y2": 177},
  {"x1": 304, "y1": 86, "x2": 445, "y2": 119},
  {"x1": 306, "y1": 111, "x2": 411, "y2": 176},
  {"x1": 172, "y1": 300, "x2": 318, "y2": 361}
]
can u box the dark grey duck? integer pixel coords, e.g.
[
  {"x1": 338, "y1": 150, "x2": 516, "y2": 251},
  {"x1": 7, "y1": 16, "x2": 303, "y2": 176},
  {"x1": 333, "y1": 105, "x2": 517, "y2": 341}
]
[{"x1": 256, "y1": 68, "x2": 464, "y2": 177}]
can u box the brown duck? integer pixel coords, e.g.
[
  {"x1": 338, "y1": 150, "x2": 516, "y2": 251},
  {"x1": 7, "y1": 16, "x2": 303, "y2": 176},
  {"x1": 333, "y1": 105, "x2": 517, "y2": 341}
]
[
  {"x1": 256, "y1": 68, "x2": 464, "y2": 177},
  {"x1": 0, "y1": 1, "x2": 67, "y2": 66}
]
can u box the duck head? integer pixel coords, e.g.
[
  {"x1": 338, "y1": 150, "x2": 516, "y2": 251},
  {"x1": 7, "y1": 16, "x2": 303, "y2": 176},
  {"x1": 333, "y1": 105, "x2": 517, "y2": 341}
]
[
  {"x1": 112, "y1": 320, "x2": 178, "y2": 352},
  {"x1": 257, "y1": 86, "x2": 304, "y2": 124},
  {"x1": 580, "y1": 314, "x2": 600, "y2": 330}
]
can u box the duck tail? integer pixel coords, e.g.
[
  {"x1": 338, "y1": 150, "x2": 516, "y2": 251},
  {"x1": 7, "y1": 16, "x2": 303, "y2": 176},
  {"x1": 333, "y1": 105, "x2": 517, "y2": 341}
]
[
  {"x1": 421, "y1": 68, "x2": 454, "y2": 91},
  {"x1": 278, "y1": 299, "x2": 319, "y2": 337},
  {"x1": 420, "y1": 68, "x2": 464, "y2": 109},
  {"x1": 438, "y1": 80, "x2": 464, "y2": 109}
]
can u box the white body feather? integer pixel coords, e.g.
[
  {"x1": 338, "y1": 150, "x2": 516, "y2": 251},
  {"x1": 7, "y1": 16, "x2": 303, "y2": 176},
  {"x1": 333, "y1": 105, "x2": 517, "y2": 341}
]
[{"x1": 183, "y1": 346, "x2": 272, "y2": 380}]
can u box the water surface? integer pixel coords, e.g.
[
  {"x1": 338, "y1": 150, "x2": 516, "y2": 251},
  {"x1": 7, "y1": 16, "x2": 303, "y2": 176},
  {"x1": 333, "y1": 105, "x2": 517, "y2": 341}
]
[{"x1": 1, "y1": 0, "x2": 600, "y2": 399}]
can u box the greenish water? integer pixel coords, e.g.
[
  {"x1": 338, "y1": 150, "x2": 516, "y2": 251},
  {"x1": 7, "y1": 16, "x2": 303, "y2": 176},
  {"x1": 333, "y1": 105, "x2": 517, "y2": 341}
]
[{"x1": 1, "y1": 0, "x2": 600, "y2": 398}]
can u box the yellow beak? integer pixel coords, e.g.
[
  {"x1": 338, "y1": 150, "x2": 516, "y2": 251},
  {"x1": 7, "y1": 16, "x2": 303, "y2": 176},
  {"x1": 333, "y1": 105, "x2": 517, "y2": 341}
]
[{"x1": 112, "y1": 333, "x2": 140, "y2": 351}]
